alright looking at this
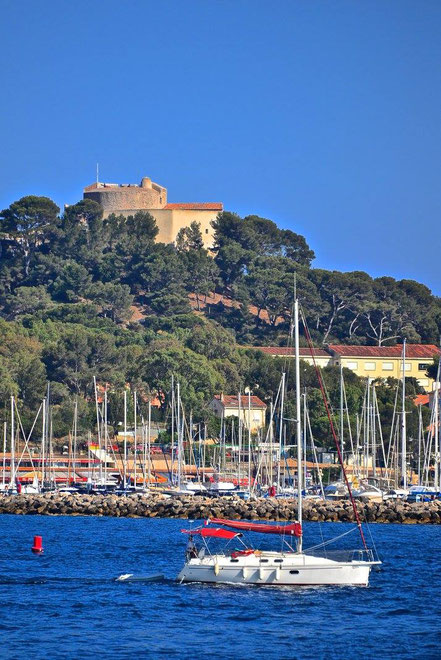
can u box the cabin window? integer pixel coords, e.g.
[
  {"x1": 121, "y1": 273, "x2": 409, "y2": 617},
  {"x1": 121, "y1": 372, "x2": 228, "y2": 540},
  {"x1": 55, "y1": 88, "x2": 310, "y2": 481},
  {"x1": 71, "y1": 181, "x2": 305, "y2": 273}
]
[
  {"x1": 260, "y1": 559, "x2": 269, "y2": 563},
  {"x1": 230, "y1": 558, "x2": 239, "y2": 563},
  {"x1": 290, "y1": 570, "x2": 299, "y2": 574},
  {"x1": 274, "y1": 559, "x2": 283, "y2": 563}
]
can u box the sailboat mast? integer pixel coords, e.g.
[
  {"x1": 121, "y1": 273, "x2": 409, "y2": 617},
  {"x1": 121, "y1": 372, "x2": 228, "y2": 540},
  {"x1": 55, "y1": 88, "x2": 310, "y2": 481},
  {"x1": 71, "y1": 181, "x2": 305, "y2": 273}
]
[
  {"x1": 147, "y1": 400, "x2": 152, "y2": 488},
  {"x1": 238, "y1": 392, "x2": 242, "y2": 487},
  {"x1": 171, "y1": 376, "x2": 175, "y2": 485},
  {"x1": 93, "y1": 377, "x2": 102, "y2": 484},
  {"x1": 2, "y1": 422, "x2": 6, "y2": 489},
  {"x1": 177, "y1": 381, "x2": 182, "y2": 490},
  {"x1": 277, "y1": 373, "x2": 285, "y2": 491},
  {"x1": 435, "y1": 384, "x2": 439, "y2": 489},
  {"x1": 10, "y1": 395, "x2": 15, "y2": 487},
  {"x1": 123, "y1": 389, "x2": 127, "y2": 488},
  {"x1": 41, "y1": 397, "x2": 46, "y2": 489},
  {"x1": 401, "y1": 339, "x2": 407, "y2": 489},
  {"x1": 73, "y1": 397, "x2": 78, "y2": 486},
  {"x1": 417, "y1": 404, "x2": 422, "y2": 485},
  {"x1": 248, "y1": 390, "x2": 252, "y2": 494},
  {"x1": 340, "y1": 363, "x2": 344, "y2": 466},
  {"x1": 103, "y1": 390, "x2": 107, "y2": 486},
  {"x1": 294, "y1": 300, "x2": 302, "y2": 551},
  {"x1": 134, "y1": 390, "x2": 137, "y2": 490}
]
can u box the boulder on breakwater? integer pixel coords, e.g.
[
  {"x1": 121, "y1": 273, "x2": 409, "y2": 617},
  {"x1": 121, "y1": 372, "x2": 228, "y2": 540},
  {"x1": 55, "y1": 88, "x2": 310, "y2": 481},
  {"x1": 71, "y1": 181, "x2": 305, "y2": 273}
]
[{"x1": 0, "y1": 492, "x2": 440, "y2": 524}]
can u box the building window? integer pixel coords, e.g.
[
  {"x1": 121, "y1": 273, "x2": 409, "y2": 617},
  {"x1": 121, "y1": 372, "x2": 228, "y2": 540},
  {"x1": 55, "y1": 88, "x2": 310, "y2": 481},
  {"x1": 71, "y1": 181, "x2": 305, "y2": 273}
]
[
  {"x1": 382, "y1": 362, "x2": 394, "y2": 371},
  {"x1": 205, "y1": 228, "x2": 209, "y2": 234},
  {"x1": 364, "y1": 362, "x2": 376, "y2": 371},
  {"x1": 346, "y1": 361, "x2": 358, "y2": 370},
  {"x1": 404, "y1": 363, "x2": 411, "y2": 371},
  {"x1": 419, "y1": 363, "x2": 431, "y2": 371}
]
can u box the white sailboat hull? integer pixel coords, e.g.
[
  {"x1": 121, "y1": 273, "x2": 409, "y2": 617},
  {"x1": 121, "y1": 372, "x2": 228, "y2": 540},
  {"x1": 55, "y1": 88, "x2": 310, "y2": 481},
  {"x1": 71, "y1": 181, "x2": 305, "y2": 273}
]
[{"x1": 178, "y1": 552, "x2": 377, "y2": 587}]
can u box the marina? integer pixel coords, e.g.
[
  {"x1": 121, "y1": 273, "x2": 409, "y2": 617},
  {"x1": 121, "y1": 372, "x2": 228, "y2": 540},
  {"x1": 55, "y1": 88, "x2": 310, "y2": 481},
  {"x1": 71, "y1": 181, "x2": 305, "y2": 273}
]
[{"x1": 1, "y1": 319, "x2": 440, "y2": 505}]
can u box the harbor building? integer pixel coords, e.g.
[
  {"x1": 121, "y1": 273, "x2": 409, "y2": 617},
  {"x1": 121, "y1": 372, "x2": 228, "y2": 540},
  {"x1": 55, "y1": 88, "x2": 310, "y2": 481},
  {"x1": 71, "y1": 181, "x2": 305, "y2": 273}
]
[
  {"x1": 209, "y1": 394, "x2": 267, "y2": 432},
  {"x1": 83, "y1": 176, "x2": 223, "y2": 248},
  {"x1": 251, "y1": 344, "x2": 440, "y2": 392},
  {"x1": 327, "y1": 344, "x2": 440, "y2": 392}
]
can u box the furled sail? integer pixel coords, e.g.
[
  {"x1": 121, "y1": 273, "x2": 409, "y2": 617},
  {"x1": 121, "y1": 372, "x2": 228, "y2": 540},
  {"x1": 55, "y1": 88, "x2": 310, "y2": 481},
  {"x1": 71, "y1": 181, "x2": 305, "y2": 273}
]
[{"x1": 208, "y1": 518, "x2": 302, "y2": 537}]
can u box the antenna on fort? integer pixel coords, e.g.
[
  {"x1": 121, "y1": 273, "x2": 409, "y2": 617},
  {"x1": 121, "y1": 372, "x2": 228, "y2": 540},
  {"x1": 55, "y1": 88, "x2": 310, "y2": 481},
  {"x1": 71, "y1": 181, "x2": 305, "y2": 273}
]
[{"x1": 96, "y1": 163, "x2": 99, "y2": 184}]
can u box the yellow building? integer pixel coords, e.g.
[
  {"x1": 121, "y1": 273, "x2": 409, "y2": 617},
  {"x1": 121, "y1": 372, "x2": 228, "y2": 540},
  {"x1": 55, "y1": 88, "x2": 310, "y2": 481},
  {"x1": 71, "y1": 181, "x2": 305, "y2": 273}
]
[
  {"x1": 327, "y1": 344, "x2": 440, "y2": 392},
  {"x1": 209, "y1": 394, "x2": 267, "y2": 432},
  {"x1": 252, "y1": 344, "x2": 440, "y2": 392},
  {"x1": 83, "y1": 176, "x2": 222, "y2": 248}
]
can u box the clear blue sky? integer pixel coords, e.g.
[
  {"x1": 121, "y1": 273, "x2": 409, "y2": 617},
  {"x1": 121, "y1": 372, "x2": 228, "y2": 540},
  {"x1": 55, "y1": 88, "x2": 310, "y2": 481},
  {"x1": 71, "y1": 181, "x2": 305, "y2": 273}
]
[{"x1": 1, "y1": 1, "x2": 440, "y2": 293}]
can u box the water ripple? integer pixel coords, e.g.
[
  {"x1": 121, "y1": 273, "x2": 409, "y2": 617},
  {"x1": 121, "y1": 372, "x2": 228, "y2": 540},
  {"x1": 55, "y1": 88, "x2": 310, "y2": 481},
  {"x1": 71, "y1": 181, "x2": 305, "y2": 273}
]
[{"x1": 0, "y1": 515, "x2": 440, "y2": 659}]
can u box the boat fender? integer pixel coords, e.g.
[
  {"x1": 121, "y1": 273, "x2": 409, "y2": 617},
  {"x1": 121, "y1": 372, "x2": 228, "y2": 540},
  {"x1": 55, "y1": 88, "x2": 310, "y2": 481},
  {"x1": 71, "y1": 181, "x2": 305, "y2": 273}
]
[
  {"x1": 259, "y1": 567, "x2": 264, "y2": 581},
  {"x1": 275, "y1": 567, "x2": 281, "y2": 581},
  {"x1": 214, "y1": 562, "x2": 220, "y2": 576}
]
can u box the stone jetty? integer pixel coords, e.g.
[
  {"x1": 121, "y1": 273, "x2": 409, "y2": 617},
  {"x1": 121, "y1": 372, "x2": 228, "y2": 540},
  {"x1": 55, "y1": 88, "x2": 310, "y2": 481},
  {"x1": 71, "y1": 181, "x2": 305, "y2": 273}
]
[{"x1": 0, "y1": 493, "x2": 440, "y2": 524}]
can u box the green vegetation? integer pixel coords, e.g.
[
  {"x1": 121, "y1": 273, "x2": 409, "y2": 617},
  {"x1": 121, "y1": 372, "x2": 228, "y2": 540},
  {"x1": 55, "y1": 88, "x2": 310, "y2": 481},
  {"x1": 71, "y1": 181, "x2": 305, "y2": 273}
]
[{"x1": 0, "y1": 195, "x2": 437, "y2": 448}]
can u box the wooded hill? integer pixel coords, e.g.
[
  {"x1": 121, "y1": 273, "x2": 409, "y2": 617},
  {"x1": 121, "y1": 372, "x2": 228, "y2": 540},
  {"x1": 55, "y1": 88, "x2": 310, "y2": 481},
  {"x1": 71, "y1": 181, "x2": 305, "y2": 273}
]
[{"x1": 0, "y1": 195, "x2": 438, "y2": 444}]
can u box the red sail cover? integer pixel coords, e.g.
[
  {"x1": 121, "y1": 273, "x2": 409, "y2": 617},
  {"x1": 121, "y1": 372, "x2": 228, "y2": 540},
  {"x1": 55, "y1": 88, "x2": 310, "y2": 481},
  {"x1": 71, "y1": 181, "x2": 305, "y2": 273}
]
[
  {"x1": 181, "y1": 527, "x2": 239, "y2": 540},
  {"x1": 209, "y1": 518, "x2": 302, "y2": 537}
]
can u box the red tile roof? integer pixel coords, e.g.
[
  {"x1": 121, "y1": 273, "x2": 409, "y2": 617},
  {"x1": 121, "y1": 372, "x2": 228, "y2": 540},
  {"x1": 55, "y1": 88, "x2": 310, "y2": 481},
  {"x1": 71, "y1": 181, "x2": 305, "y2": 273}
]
[
  {"x1": 213, "y1": 394, "x2": 267, "y2": 409},
  {"x1": 252, "y1": 346, "x2": 330, "y2": 357},
  {"x1": 328, "y1": 344, "x2": 441, "y2": 359},
  {"x1": 163, "y1": 203, "x2": 223, "y2": 210}
]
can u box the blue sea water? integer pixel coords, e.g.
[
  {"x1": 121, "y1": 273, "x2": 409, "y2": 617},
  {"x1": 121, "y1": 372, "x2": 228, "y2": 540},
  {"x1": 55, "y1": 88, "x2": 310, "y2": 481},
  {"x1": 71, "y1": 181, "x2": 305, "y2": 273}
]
[{"x1": 0, "y1": 515, "x2": 440, "y2": 660}]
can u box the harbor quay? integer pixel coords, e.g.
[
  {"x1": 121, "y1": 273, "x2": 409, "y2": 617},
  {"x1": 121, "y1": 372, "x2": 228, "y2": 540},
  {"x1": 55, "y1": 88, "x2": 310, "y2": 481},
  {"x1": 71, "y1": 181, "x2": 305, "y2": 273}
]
[{"x1": 1, "y1": 492, "x2": 440, "y2": 524}]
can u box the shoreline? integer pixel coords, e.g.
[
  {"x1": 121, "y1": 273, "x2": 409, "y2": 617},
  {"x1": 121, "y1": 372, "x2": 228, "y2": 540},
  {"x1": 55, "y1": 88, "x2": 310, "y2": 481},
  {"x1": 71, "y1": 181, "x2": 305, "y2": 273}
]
[{"x1": 0, "y1": 493, "x2": 440, "y2": 524}]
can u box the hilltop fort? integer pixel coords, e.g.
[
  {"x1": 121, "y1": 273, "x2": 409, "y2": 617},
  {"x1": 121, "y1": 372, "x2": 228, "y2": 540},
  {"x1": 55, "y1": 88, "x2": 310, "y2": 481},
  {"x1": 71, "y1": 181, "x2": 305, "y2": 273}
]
[{"x1": 83, "y1": 176, "x2": 222, "y2": 247}]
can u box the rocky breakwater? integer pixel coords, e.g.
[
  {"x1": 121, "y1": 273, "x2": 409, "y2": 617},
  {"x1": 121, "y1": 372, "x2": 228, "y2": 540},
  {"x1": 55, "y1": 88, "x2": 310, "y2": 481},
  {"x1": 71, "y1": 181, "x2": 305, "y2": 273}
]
[{"x1": 0, "y1": 492, "x2": 440, "y2": 524}]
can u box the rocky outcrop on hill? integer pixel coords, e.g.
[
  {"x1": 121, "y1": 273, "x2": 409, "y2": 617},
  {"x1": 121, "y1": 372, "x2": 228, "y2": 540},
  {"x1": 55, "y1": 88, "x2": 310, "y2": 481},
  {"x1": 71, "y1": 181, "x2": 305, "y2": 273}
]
[{"x1": 0, "y1": 493, "x2": 440, "y2": 524}]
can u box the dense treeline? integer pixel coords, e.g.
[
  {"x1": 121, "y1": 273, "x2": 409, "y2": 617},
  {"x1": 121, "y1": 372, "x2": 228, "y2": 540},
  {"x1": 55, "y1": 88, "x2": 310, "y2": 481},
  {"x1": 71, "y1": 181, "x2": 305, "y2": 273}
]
[{"x1": 0, "y1": 195, "x2": 436, "y2": 448}]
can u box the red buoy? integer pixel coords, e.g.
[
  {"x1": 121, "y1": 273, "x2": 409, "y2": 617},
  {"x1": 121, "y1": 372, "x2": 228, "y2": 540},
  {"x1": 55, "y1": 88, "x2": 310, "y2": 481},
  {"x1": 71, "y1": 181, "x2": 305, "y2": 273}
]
[{"x1": 31, "y1": 535, "x2": 44, "y2": 554}]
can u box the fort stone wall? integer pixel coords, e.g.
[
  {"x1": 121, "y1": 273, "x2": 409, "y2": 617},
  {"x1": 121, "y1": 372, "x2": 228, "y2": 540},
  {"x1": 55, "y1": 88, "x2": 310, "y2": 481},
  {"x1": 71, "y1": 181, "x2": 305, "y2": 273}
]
[{"x1": 83, "y1": 176, "x2": 222, "y2": 247}]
